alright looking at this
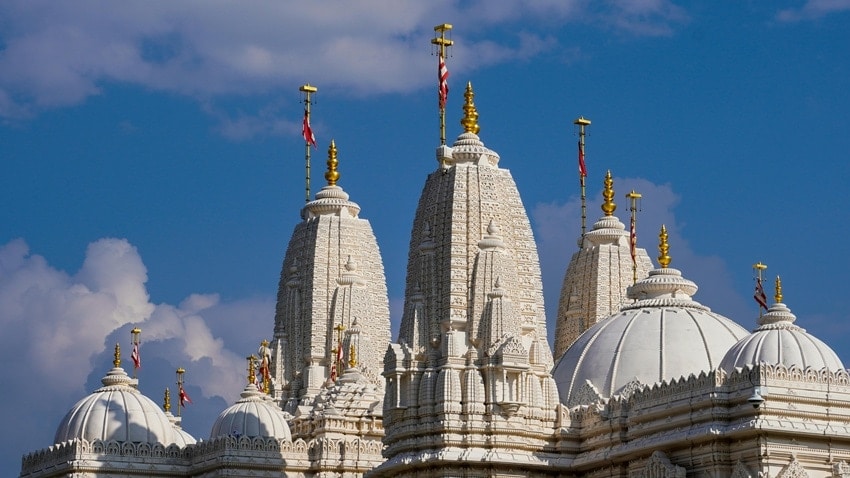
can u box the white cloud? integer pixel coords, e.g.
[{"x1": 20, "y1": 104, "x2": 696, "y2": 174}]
[
  {"x1": 533, "y1": 176, "x2": 752, "y2": 339},
  {"x1": 0, "y1": 0, "x2": 690, "y2": 123},
  {"x1": 777, "y1": 0, "x2": 850, "y2": 21},
  {"x1": 0, "y1": 237, "x2": 274, "y2": 461}
]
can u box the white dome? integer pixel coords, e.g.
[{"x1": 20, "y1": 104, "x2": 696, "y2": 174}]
[
  {"x1": 54, "y1": 365, "x2": 175, "y2": 445},
  {"x1": 553, "y1": 267, "x2": 748, "y2": 407},
  {"x1": 210, "y1": 384, "x2": 291, "y2": 440},
  {"x1": 720, "y1": 298, "x2": 844, "y2": 372}
]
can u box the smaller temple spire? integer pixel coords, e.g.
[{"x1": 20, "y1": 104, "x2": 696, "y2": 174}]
[
  {"x1": 601, "y1": 170, "x2": 616, "y2": 216},
  {"x1": 113, "y1": 343, "x2": 121, "y2": 368},
  {"x1": 657, "y1": 225, "x2": 671, "y2": 268},
  {"x1": 461, "y1": 82, "x2": 480, "y2": 134},
  {"x1": 774, "y1": 275, "x2": 783, "y2": 303},
  {"x1": 325, "y1": 139, "x2": 339, "y2": 186}
]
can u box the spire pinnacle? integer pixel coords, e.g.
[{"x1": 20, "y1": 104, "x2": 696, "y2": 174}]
[
  {"x1": 774, "y1": 275, "x2": 783, "y2": 303},
  {"x1": 113, "y1": 343, "x2": 121, "y2": 368},
  {"x1": 601, "y1": 170, "x2": 616, "y2": 216},
  {"x1": 349, "y1": 342, "x2": 357, "y2": 368},
  {"x1": 325, "y1": 139, "x2": 339, "y2": 186},
  {"x1": 658, "y1": 225, "x2": 671, "y2": 268},
  {"x1": 247, "y1": 355, "x2": 257, "y2": 386},
  {"x1": 163, "y1": 388, "x2": 171, "y2": 412},
  {"x1": 461, "y1": 82, "x2": 480, "y2": 134}
]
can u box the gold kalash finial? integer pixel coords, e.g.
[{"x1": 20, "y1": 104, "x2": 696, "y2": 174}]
[
  {"x1": 349, "y1": 343, "x2": 357, "y2": 368},
  {"x1": 163, "y1": 388, "x2": 171, "y2": 413},
  {"x1": 601, "y1": 170, "x2": 616, "y2": 216},
  {"x1": 461, "y1": 82, "x2": 480, "y2": 134},
  {"x1": 325, "y1": 139, "x2": 339, "y2": 186},
  {"x1": 247, "y1": 355, "x2": 258, "y2": 386},
  {"x1": 657, "y1": 225, "x2": 671, "y2": 268},
  {"x1": 113, "y1": 343, "x2": 121, "y2": 367},
  {"x1": 774, "y1": 276, "x2": 783, "y2": 303}
]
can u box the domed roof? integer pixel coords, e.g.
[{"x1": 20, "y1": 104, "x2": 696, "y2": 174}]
[
  {"x1": 720, "y1": 278, "x2": 845, "y2": 372},
  {"x1": 553, "y1": 231, "x2": 748, "y2": 407},
  {"x1": 210, "y1": 384, "x2": 291, "y2": 440},
  {"x1": 54, "y1": 348, "x2": 175, "y2": 445}
]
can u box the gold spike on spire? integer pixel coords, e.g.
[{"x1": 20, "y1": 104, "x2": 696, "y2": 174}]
[
  {"x1": 658, "y1": 225, "x2": 671, "y2": 268},
  {"x1": 325, "y1": 140, "x2": 339, "y2": 186},
  {"x1": 774, "y1": 275, "x2": 783, "y2": 303},
  {"x1": 349, "y1": 343, "x2": 357, "y2": 368},
  {"x1": 247, "y1": 355, "x2": 257, "y2": 386},
  {"x1": 163, "y1": 388, "x2": 171, "y2": 412},
  {"x1": 113, "y1": 343, "x2": 121, "y2": 367},
  {"x1": 601, "y1": 170, "x2": 616, "y2": 216},
  {"x1": 461, "y1": 82, "x2": 480, "y2": 134}
]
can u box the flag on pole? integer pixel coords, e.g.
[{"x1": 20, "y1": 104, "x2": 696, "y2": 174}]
[
  {"x1": 578, "y1": 141, "x2": 587, "y2": 178},
  {"x1": 302, "y1": 109, "x2": 317, "y2": 148},
  {"x1": 629, "y1": 215, "x2": 637, "y2": 265},
  {"x1": 131, "y1": 343, "x2": 141, "y2": 370},
  {"x1": 438, "y1": 55, "x2": 449, "y2": 109},
  {"x1": 179, "y1": 386, "x2": 192, "y2": 407},
  {"x1": 754, "y1": 277, "x2": 768, "y2": 310}
]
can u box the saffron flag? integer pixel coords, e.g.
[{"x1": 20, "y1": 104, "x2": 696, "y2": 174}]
[
  {"x1": 131, "y1": 343, "x2": 141, "y2": 370},
  {"x1": 578, "y1": 141, "x2": 587, "y2": 178},
  {"x1": 179, "y1": 386, "x2": 192, "y2": 407},
  {"x1": 754, "y1": 277, "x2": 768, "y2": 310},
  {"x1": 438, "y1": 55, "x2": 449, "y2": 109},
  {"x1": 629, "y1": 215, "x2": 637, "y2": 265},
  {"x1": 302, "y1": 109, "x2": 317, "y2": 148}
]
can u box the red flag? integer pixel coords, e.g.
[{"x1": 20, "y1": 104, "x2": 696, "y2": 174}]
[
  {"x1": 629, "y1": 215, "x2": 637, "y2": 265},
  {"x1": 131, "y1": 343, "x2": 141, "y2": 370},
  {"x1": 754, "y1": 277, "x2": 768, "y2": 310},
  {"x1": 302, "y1": 109, "x2": 317, "y2": 148},
  {"x1": 179, "y1": 386, "x2": 192, "y2": 407},
  {"x1": 578, "y1": 141, "x2": 587, "y2": 178},
  {"x1": 438, "y1": 55, "x2": 449, "y2": 109}
]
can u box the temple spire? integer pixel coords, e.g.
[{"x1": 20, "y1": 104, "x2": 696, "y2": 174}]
[
  {"x1": 657, "y1": 225, "x2": 671, "y2": 268},
  {"x1": 431, "y1": 24, "x2": 453, "y2": 145},
  {"x1": 461, "y1": 82, "x2": 480, "y2": 134},
  {"x1": 300, "y1": 83, "x2": 318, "y2": 202}
]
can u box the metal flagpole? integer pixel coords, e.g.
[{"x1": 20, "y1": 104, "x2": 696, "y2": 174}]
[
  {"x1": 574, "y1": 116, "x2": 591, "y2": 246},
  {"x1": 300, "y1": 84, "x2": 317, "y2": 202}
]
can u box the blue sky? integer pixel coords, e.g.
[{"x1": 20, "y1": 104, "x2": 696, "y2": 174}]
[{"x1": 3, "y1": 0, "x2": 850, "y2": 472}]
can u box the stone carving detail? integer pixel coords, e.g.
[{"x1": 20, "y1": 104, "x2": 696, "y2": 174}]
[
  {"x1": 632, "y1": 451, "x2": 686, "y2": 478},
  {"x1": 778, "y1": 458, "x2": 809, "y2": 478},
  {"x1": 569, "y1": 379, "x2": 603, "y2": 407},
  {"x1": 731, "y1": 461, "x2": 753, "y2": 478},
  {"x1": 833, "y1": 461, "x2": 850, "y2": 477}
]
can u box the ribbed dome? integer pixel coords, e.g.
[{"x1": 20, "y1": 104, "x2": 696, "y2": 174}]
[
  {"x1": 553, "y1": 267, "x2": 748, "y2": 407},
  {"x1": 210, "y1": 384, "x2": 291, "y2": 440},
  {"x1": 54, "y1": 365, "x2": 175, "y2": 445},
  {"x1": 720, "y1": 297, "x2": 844, "y2": 372}
]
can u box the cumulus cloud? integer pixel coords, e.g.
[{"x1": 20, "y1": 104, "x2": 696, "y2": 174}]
[
  {"x1": 0, "y1": 238, "x2": 274, "y2": 465},
  {"x1": 777, "y1": 0, "x2": 850, "y2": 21},
  {"x1": 0, "y1": 0, "x2": 690, "y2": 122},
  {"x1": 533, "y1": 176, "x2": 752, "y2": 338}
]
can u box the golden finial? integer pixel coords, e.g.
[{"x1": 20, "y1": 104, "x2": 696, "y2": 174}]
[
  {"x1": 113, "y1": 343, "x2": 121, "y2": 367},
  {"x1": 163, "y1": 388, "x2": 171, "y2": 412},
  {"x1": 601, "y1": 170, "x2": 616, "y2": 216},
  {"x1": 247, "y1": 355, "x2": 257, "y2": 386},
  {"x1": 774, "y1": 275, "x2": 783, "y2": 303},
  {"x1": 325, "y1": 139, "x2": 339, "y2": 186},
  {"x1": 349, "y1": 343, "x2": 357, "y2": 368},
  {"x1": 657, "y1": 225, "x2": 671, "y2": 268},
  {"x1": 461, "y1": 82, "x2": 480, "y2": 135}
]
